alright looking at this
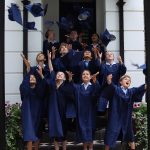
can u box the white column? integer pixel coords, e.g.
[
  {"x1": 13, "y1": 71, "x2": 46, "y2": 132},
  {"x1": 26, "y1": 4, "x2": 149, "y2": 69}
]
[
  {"x1": 124, "y1": 0, "x2": 145, "y2": 87},
  {"x1": 5, "y1": 0, "x2": 44, "y2": 103},
  {"x1": 105, "y1": 0, "x2": 120, "y2": 58}
]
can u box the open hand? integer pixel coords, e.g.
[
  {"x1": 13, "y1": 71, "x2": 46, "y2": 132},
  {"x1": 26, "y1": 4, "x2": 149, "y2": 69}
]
[
  {"x1": 20, "y1": 53, "x2": 31, "y2": 73},
  {"x1": 91, "y1": 72, "x2": 99, "y2": 83}
]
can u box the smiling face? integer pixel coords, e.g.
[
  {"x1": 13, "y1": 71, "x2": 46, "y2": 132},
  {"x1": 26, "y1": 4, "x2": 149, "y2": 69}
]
[
  {"x1": 30, "y1": 75, "x2": 36, "y2": 84},
  {"x1": 82, "y1": 70, "x2": 91, "y2": 83},
  {"x1": 120, "y1": 76, "x2": 131, "y2": 89},
  {"x1": 105, "y1": 51, "x2": 114, "y2": 61},
  {"x1": 56, "y1": 72, "x2": 66, "y2": 81}
]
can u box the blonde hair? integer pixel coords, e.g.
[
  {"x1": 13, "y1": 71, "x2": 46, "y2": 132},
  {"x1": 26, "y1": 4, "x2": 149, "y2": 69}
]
[{"x1": 119, "y1": 74, "x2": 131, "y2": 82}]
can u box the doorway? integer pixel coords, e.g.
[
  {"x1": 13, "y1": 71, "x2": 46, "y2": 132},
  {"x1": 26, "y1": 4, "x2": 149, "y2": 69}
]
[{"x1": 59, "y1": 0, "x2": 96, "y2": 43}]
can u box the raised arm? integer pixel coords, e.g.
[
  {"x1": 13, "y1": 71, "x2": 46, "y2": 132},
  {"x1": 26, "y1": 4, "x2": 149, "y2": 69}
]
[
  {"x1": 117, "y1": 55, "x2": 127, "y2": 76},
  {"x1": 20, "y1": 73, "x2": 31, "y2": 99},
  {"x1": 132, "y1": 84, "x2": 146, "y2": 102},
  {"x1": 97, "y1": 74, "x2": 115, "y2": 111},
  {"x1": 47, "y1": 50, "x2": 53, "y2": 72},
  {"x1": 20, "y1": 53, "x2": 31, "y2": 73}
]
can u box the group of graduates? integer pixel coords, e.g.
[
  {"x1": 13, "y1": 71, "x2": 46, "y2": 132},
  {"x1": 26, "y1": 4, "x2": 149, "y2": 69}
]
[{"x1": 20, "y1": 29, "x2": 146, "y2": 150}]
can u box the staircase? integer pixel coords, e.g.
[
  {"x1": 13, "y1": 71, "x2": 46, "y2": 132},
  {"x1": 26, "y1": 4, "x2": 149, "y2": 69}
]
[{"x1": 37, "y1": 114, "x2": 127, "y2": 150}]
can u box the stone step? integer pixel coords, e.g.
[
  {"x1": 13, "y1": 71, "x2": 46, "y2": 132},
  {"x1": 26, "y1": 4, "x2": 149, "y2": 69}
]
[
  {"x1": 38, "y1": 141, "x2": 127, "y2": 150},
  {"x1": 40, "y1": 129, "x2": 106, "y2": 143}
]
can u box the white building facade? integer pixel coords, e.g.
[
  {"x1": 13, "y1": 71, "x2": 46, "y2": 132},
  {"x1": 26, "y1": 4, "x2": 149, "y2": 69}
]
[{"x1": 5, "y1": 0, "x2": 145, "y2": 103}]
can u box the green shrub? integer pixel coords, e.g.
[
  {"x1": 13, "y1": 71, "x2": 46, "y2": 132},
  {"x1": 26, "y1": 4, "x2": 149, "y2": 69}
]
[
  {"x1": 5, "y1": 102, "x2": 22, "y2": 150},
  {"x1": 133, "y1": 104, "x2": 147, "y2": 150}
]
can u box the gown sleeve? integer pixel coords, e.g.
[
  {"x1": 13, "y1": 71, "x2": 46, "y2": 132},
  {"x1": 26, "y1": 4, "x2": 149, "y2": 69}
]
[
  {"x1": 36, "y1": 78, "x2": 47, "y2": 98},
  {"x1": 119, "y1": 63, "x2": 127, "y2": 77},
  {"x1": 131, "y1": 84, "x2": 146, "y2": 102},
  {"x1": 20, "y1": 73, "x2": 31, "y2": 100},
  {"x1": 97, "y1": 83, "x2": 116, "y2": 112}
]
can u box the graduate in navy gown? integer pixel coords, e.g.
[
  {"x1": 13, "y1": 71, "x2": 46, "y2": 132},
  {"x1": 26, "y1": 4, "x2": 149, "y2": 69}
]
[
  {"x1": 21, "y1": 52, "x2": 49, "y2": 79},
  {"x1": 66, "y1": 43, "x2": 83, "y2": 83},
  {"x1": 20, "y1": 66, "x2": 46, "y2": 150},
  {"x1": 89, "y1": 33, "x2": 106, "y2": 61},
  {"x1": 43, "y1": 29, "x2": 60, "y2": 63},
  {"x1": 68, "y1": 70, "x2": 100, "y2": 150},
  {"x1": 69, "y1": 30, "x2": 83, "y2": 51},
  {"x1": 52, "y1": 43, "x2": 69, "y2": 72},
  {"x1": 46, "y1": 51, "x2": 75, "y2": 150},
  {"x1": 21, "y1": 52, "x2": 50, "y2": 135},
  {"x1": 98, "y1": 51, "x2": 126, "y2": 86},
  {"x1": 99, "y1": 74, "x2": 146, "y2": 150},
  {"x1": 78, "y1": 47, "x2": 100, "y2": 81}
]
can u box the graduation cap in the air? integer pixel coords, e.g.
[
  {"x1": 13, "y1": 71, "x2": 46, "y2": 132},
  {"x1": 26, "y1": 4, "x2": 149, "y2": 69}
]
[
  {"x1": 100, "y1": 29, "x2": 116, "y2": 47},
  {"x1": 132, "y1": 63, "x2": 147, "y2": 76},
  {"x1": 132, "y1": 63, "x2": 146, "y2": 69},
  {"x1": 8, "y1": 3, "x2": 37, "y2": 30},
  {"x1": 8, "y1": 3, "x2": 22, "y2": 25},
  {"x1": 25, "y1": 3, "x2": 48, "y2": 17},
  {"x1": 24, "y1": 22, "x2": 37, "y2": 30},
  {"x1": 44, "y1": 20, "x2": 55, "y2": 27},
  {"x1": 56, "y1": 17, "x2": 74, "y2": 31},
  {"x1": 78, "y1": 10, "x2": 90, "y2": 21}
]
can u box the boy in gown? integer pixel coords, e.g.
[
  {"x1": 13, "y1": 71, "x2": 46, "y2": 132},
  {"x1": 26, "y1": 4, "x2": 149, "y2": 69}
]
[
  {"x1": 68, "y1": 70, "x2": 100, "y2": 150},
  {"x1": 99, "y1": 74, "x2": 146, "y2": 150},
  {"x1": 20, "y1": 66, "x2": 46, "y2": 150},
  {"x1": 46, "y1": 51, "x2": 75, "y2": 150}
]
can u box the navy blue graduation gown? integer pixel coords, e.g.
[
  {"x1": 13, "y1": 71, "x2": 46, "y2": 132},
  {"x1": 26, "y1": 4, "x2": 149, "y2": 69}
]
[
  {"x1": 98, "y1": 62, "x2": 127, "y2": 86},
  {"x1": 98, "y1": 84, "x2": 145, "y2": 147},
  {"x1": 67, "y1": 49, "x2": 83, "y2": 83},
  {"x1": 47, "y1": 71, "x2": 75, "y2": 139},
  {"x1": 20, "y1": 74, "x2": 46, "y2": 141},
  {"x1": 52, "y1": 54, "x2": 69, "y2": 72},
  {"x1": 30, "y1": 65, "x2": 50, "y2": 117},
  {"x1": 73, "y1": 82, "x2": 100, "y2": 142},
  {"x1": 89, "y1": 43, "x2": 106, "y2": 61},
  {"x1": 70, "y1": 40, "x2": 83, "y2": 51},
  {"x1": 78, "y1": 59, "x2": 100, "y2": 75},
  {"x1": 30, "y1": 65, "x2": 50, "y2": 80},
  {"x1": 43, "y1": 40, "x2": 60, "y2": 63}
]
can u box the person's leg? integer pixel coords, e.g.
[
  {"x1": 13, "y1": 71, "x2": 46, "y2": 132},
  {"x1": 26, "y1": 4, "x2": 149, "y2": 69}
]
[
  {"x1": 62, "y1": 140, "x2": 67, "y2": 150},
  {"x1": 83, "y1": 142, "x2": 88, "y2": 150},
  {"x1": 34, "y1": 140, "x2": 40, "y2": 150},
  {"x1": 105, "y1": 145, "x2": 110, "y2": 150},
  {"x1": 129, "y1": 142, "x2": 135, "y2": 150},
  {"x1": 54, "y1": 140, "x2": 60, "y2": 150},
  {"x1": 89, "y1": 142, "x2": 93, "y2": 150},
  {"x1": 27, "y1": 141, "x2": 33, "y2": 150}
]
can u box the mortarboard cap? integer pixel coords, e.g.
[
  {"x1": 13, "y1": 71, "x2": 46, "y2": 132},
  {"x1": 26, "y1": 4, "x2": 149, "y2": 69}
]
[
  {"x1": 100, "y1": 29, "x2": 116, "y2": 47},
  {"x1": 24, "y1": 22, "x2": 37, "y2": 30},
  {"x1": 139, "y1": 64, "x2": 146, "y2": 76},
  {"x1": 78, "y1": 10, "x2": 90, "y2": 21},
  {"x1": 44, "y1": 20, "x2": 55, "y2": 27},
  {"x1": 56, "y1": 17, "x2": 74, "y2": 31},
  {"x1": 8, "y1": 3, "x2": 37, "y2": 30},
  {"x1": 25, "y1": 3, "x2": 48, "y2": 17},
  {"x1": 138, "y1": 64, "x2": 146, "y2": 69},
  {"x1": 8, "y1": 3, "x2": 22, "y2": 25},
  {"x1": 132, "y1": 63, "x2": 147, "y2": 76}
]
